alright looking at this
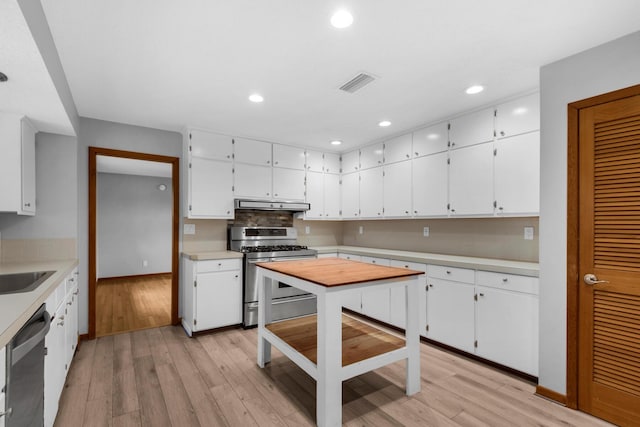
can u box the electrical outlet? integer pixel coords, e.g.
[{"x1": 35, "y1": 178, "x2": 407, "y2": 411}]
[
  {"x1": 184, "y1": 223, "x2": 196, "y2": 235},
  {"x1": 359, "y1": 226, "x2": 364, "y2": 235},
  {"x1": 305, "y1": 225, "x2": 311, "y2": 234},
  {"x1": 423, "y1": 227, "x2": 430, "y2": 237},
  {"x1": 524, "y1": 226, "x2": 534, "y2": 240}
]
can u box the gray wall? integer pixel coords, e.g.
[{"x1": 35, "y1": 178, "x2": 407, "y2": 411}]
[
  {"x1": 539, "y1": 31, "x2": 640, "y2": 395},
  {"x1": 77, "y1": 118, "x2": 182, "y2": 333},
  {"x1": 0, "y1": 132, "x2": 77, "y2": 238},
  {"x1": 97, "y1": 173, "x2": 172, "y2": 278}
]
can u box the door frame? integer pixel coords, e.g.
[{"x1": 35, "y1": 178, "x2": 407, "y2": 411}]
[
  {"x1": 88, "y1": 147, "x2": 180, "y2": 339},
  {"x1": 566, "y1": 83, "x2": 640, "y2": 409}
]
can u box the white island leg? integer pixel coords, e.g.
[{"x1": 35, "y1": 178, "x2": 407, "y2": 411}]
[
  {"x1": 405, "y1": 277, "x2": 421, "y2": 395},
  {"x1": 316, "y1": 290, "x2": 342, "y2": 427},
  {"x1": 257, "y1": 268, "x2": 272, "y2": 367}
]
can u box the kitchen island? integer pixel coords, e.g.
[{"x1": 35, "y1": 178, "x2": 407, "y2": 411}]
[{"x1": 255, "y1": 257, "x2": 424, "y2": 427}]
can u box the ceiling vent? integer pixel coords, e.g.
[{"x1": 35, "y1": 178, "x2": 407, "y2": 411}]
[{"x1": 339, "y1": 72, "x2": 376, "y2": 93}]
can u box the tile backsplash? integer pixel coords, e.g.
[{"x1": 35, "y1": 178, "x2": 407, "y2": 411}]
[{"x1": 231, "y1": 210, "x2": 294, "y2": 227}]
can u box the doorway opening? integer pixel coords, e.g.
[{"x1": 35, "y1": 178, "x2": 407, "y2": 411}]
[{"x1": 88, "y1": 147, "x2": 179, "y2": 339}]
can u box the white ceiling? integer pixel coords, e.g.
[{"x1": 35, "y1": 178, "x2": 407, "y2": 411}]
[
  {"x1": 30, "y1": 1, "x2": 640, "y2": 151},
  {"x1": 0, "y1": 0, "x2": 74, "y2": 135},
  {"x1": 97, "y1": 155, "x2": 172, "y2": 178}
]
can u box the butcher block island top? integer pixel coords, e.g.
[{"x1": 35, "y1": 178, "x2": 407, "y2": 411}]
[{"x1": 255, "y1": 256, "x2": 424, "y2": 287}]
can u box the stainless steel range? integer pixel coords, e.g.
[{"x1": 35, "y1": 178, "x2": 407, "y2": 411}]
[{"x1": 228, "y1": 226, "x2": 318, "y2": 328}]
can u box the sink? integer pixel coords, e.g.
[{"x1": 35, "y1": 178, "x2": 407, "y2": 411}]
[{"x1": 0, "y1": 271, "x2": 55, "y2": 295}]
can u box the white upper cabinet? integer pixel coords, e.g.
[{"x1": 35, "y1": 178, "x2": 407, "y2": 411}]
[
  {"x1": 273, "y1": 168, "x2": 305, "y2": 200},
  {"x1": 448, "y1": 142, "x2": 494, "y2": 216},
  {"x1": 359, "y1": 168, "x2": 384, "y2": 218},
  {"x1": 340, "y1": 172, "x2": 360, "y2": 218},
  {"x1": 0, "y1": 114, "x2": 36, "y2": 215},
  {"x1": 234, "y1": 163, "x2": 272, "y2": 199},
  {"x1": 305, "y1": 150, "x2": 324, "y2": 172},
  {"x1": 412, "y1": 152, "x2": 449, "y2": 217},
  {"x1": 188, "y1": 130, "x2": 233, "y2": 161},
  {"x1": 305, "y1": 171, "x2": 324, "y2": 218},
  {"x1": 189, "y1": 157, "x2": 234, "y2": 218},
  {"x1": 383, "y1": 162, "x2": 412, "y2": 217},
  {"x1": 359, "y1": 143, "x2": 384, "y2": 170},
  {"x1": 494, "y1": 131, "x2": 540, "y2": 215},
  {"x1": 449, "y1": 107, "x2": 494, "y2": 149},
  {"x1": 495, "y1": 93, "x2": 540, "y2": 139},
  {"x1": 413, "y1": 122, "x2": 449, "y2": 157},
  {"x1": 324, "y1": 173, "x2": 341, "y2": 218},
  {"x1": 383, "y1": 134, "x2": 412, "y2": 164},
  {"x1": 234, "y1": 137, "x2": 272, "y2": 165},
  {"x1": 341, "y1": 150, "x2": 360, "y2": 173},
  {"x1": 273, "y1": 144, "x2": 305, "y2": 170},
  {"x1": 323, "y1": 152, "x2": 341, "y2": 174}
]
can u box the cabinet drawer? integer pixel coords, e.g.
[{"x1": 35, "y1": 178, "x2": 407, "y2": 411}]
[
  {"x1": 196, "y1": 259, "x2": 241, "y2": 273},
  {"x1": 361, "y1": 256, "x2": 390, "y2": 266},
  {"x1": 428, "y1": 265, "x2": 474, "y2": 283},
  {"x1": 476, "y1": 271, "x2": 539, "y2": 295},
  {"x1": 389, "y1": 259, "x2": 427, "y2": 273}
]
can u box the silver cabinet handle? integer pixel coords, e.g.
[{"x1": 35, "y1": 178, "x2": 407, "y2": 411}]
[{"x1": 583, "y1": 274, "x2": 609, "y2": 285}]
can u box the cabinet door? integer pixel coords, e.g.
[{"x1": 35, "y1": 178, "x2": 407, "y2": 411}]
[
  {"x1": 338, "y1": 254, "x2": 363, "y2": 311},
  {"x1": 383, "y1": 134, "x2": 412, "y2": 164},
  {"x1": 413, "y1": 122, "x2": 449, "y2": 157},
  {"x1": 360, "y1": 143, "x2": 384, "y2": 170},
  {"x1": 189, "y1": 157, "x2": 234, "y2": 218},
  {"x1": 359, "y1": 168, "x2": 384, "y2": 218},
  {"x1": 383, "y1": 161, "x2": 412, "y2": 217},
  {"x1": 449, "y1": 108, "x2": 494, "y2": 149},
  {"x1": 495, "y1": 93, "x2": 539, "y2": 139},
  {"x1": 273, "y1": 144, "x2": 305, "y2": 170},
  {"x1": 273, "y1": 168, "x2": 305, "y2": 200},
  {"x1": 305, "y1": 150, "x2": 324, "y2": 172},
  {"x1": 323, "y1": 152, "x2": 341, "y2": 174},
  {"x1": 305, "y1": 170, "x2": 324, "y2": 218},
  {"x1": 44, "y1": 303, "x2": 66, "y2": 427},
  {"x1": 426, "y1": 278, "x2": 475, "y2": 353},
  {"x1": 324, "y1": 174, "x2": 341, "y2": 218},
  {"x1": 360, "y1": 257, "x2": 391, "y2": 322},
  {"x1": 234, "y1": 163, "x2": 272, "y2": 199},
  {"x1": 195, "y1": 270, "x2": 242, "y2": 330},
  {"x1": 389, "y1": 260, "x2": 427, "y2": 330},
  {"x1": 340, "y1": 172, "x2": 359, "y2": 218},
  {"x1": 412, "y1": 152, "x2": 448, "y2": 216},
  {"x1": 188, "y1": 130, "x2": 233, "y2": 160},
  {"x1": 234, "y1": 137, "x2": 272, "y2": 165},
  {"x1": 20, "y1": 118, "x2": 36, "y2": 214},
  {"x1": 341, "y1": 150, "x2": 360, "y2": 173},
  {"x1": 64, "y1": 290, "x2": 78, "y2": 369},
  {"x1": 0, "y1": 345, "x2": 4, "y2": 427},
  {"x1": 494, "y1": 132, "x2": 540, "y2": 215},
  {"x1": 449, "y1": 143, "x2": 494, "y2": 216},
  {"x1": 476, "y1": 286, "x2": 538, "y2": 375}
]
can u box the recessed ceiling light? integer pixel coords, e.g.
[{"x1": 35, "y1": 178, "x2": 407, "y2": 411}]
[
  {"x1": 378, "y1": 120, "x2": 391, "y2": 127},
  {"x1": 331, "y1": 10, "x2": 353, "y2": 28},
  {"x1": 465, "y1": 85, "x2": 484, "y2": 95},
  {"x1": 249, "y1": 93, "x2": 264, "y2": 103},
  {"x1": 331, "y1": 140, "x2": 342, "y2": 146}
]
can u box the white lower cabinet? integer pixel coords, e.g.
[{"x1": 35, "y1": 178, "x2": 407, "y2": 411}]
[
  {"x1": 360, "y1": 257, "x2": 391, "y2": 323},
  {"x1": 388, "y1": 260, "x2": 427, "y2": 330},
  {"x1": 426, "y1": 277, "x2": 476, "y2": 353},
  {"x1": 182, "y1": 257, "x2": 242, "y2": 336},
  {"x1": 44, "y1": 268, "x2": 79, "y2": 427},
  {"x1": 338, "y1": 253, "x2": 362, "y2": 312}
]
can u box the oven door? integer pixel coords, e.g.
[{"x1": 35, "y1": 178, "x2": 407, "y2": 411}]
[{"x1": 245, "y1": 255, "x2": 316, "y2": 303}]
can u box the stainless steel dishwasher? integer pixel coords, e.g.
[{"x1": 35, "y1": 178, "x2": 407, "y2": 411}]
[{"x1": 4, "y1": 304, "x2": 51, "y2": 427}]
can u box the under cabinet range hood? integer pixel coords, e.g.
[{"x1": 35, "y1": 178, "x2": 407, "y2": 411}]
[{"x1": 234, "y1": 199, "x2": 310, "y2": 212}]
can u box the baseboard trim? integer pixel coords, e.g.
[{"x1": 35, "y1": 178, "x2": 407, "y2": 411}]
[
  {"x1": 98, "y1": 272, "x2": 172, "y2": 281},
  {"x1": 535, "y1": 385, "x2": 568, "y2": 405}
]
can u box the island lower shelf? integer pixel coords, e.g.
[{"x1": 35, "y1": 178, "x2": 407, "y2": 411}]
[{"x1": 266, "y1": 313, "x2": 405, "y2": 367}]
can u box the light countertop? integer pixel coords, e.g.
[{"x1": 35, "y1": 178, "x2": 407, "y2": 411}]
[
  {"x1": 0, "y1": 259, "x2": 78, "y2": 349},
  {"x1": 311, "y1": 246, "x2": 539, "y2": 277},
  {"x1": 182, "y1": 251, "x2": 243, "y2": 261}
]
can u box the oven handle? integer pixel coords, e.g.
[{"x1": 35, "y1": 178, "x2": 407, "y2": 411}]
[{"x1": 248, "y1": 294, "x2": 316, "y2": 308}]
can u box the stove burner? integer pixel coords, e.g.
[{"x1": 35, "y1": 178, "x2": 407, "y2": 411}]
[{"x1": 241, "y1": 245, "x2": 309, "y2": 253}]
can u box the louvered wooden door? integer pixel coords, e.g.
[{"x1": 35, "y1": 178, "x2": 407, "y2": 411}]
[{"x1": 578, "y1": 94, "x2": 640, "y2": 426}]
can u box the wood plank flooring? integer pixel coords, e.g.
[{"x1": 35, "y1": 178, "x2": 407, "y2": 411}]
[
  {"x1": 96, "y1": 274, "x2": 172, "y2": 337},
  {"x1": 56, "y1": 321, "x2": 615, "y2": 426}
]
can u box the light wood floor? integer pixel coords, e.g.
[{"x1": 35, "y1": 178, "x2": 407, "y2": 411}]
[
  {"x1": 96, "y1": 274, "x2": 172, "y2": 337},
  {"x1": 55, "y1": 322, "x2": 614, "y2": 427}
]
